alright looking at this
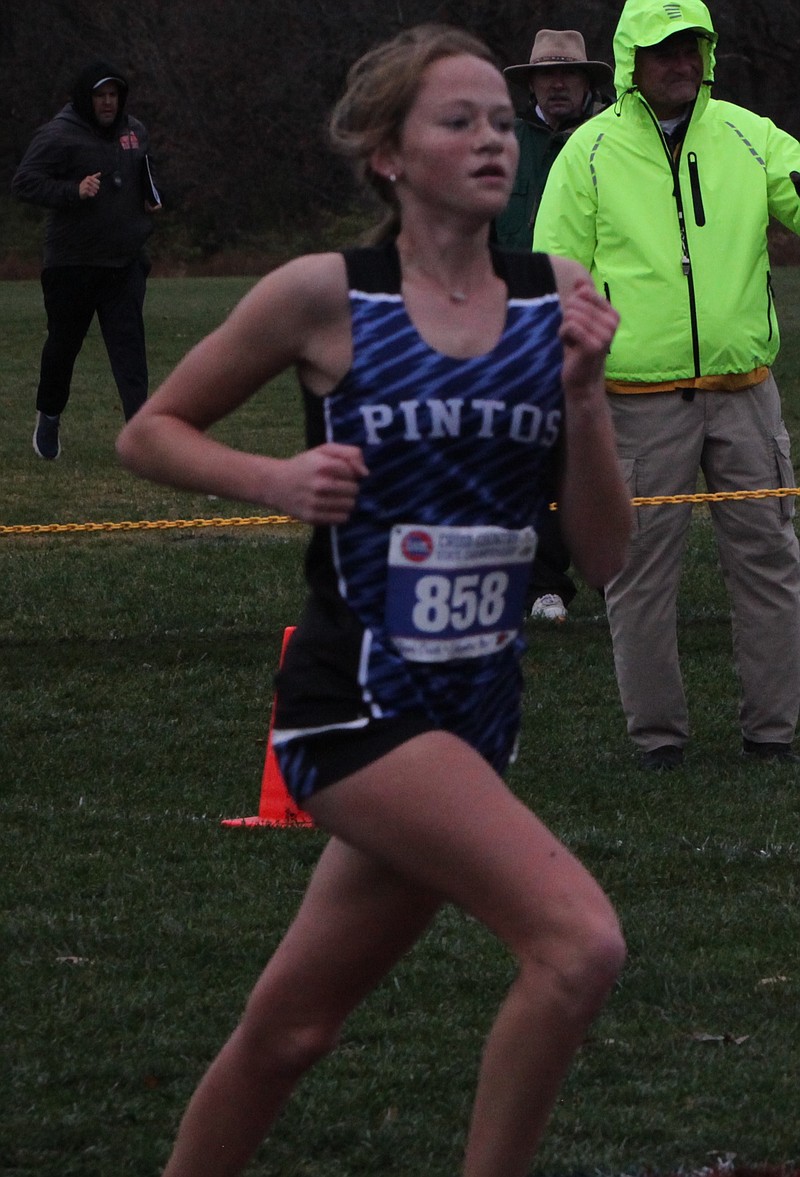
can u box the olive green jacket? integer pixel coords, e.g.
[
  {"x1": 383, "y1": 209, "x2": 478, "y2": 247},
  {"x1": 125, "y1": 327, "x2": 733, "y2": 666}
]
[{"x1": 495, "y1": 102, "x2": 605, "y2": 250}]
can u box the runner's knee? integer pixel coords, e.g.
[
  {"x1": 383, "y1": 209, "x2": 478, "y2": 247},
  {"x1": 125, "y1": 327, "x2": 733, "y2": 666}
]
[
  {"x1": 235, "y1": 1006, "x2": 343, "y2": 1081},
  {"x1": 575, "y1": 910, "x2": 627, "y2": 1007},
  {"x1": 518, "y1": 904, "x2": 626, "y2": 1017}
]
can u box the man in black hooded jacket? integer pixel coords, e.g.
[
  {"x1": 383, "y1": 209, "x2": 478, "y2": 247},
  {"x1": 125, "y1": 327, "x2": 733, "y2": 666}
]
[{"x1": 13, "y1": 60, "x2": 160, "y2": 459}]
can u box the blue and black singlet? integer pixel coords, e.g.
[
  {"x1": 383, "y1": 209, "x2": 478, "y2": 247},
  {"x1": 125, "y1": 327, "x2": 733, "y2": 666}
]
[{"x1": 272, "y1": 240, "x2": 564, "y2": 801}]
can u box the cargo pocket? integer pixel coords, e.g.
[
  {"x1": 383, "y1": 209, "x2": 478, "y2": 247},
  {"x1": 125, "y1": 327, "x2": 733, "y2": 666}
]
[
  {"x1": 618, "y1": 456, "x2": 640, "y2": 534},
  {"x1": 773, "y1": 429, "x2": 796, "y2": 521}
]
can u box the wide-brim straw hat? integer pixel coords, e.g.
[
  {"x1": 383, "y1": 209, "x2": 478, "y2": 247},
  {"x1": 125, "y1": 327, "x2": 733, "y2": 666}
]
[{"x1": 504, "y1": 29, "x2": 613, "y2": 91}]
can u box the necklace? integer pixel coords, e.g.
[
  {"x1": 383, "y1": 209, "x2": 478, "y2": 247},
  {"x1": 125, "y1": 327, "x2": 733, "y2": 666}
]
[
  {"x1": 413, "y1": 267, "x2": 470, "y2": 304},
  {"x1": 399, "y1": 252, "x2": 474, "y2": 306}
]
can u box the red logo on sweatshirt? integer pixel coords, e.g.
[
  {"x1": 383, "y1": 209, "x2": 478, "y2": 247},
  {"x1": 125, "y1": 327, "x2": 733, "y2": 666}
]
[{"x1": 119, "y1": 132, "x2": 140, "y2": 150}]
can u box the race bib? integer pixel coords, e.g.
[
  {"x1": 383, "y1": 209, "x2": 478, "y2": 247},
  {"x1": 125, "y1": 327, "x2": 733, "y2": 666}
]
[{"x1": 385, "y1": 524, "x2": 537, "y2": 662}]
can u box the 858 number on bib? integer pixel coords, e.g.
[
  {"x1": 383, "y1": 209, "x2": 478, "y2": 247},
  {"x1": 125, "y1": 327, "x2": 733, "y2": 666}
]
[{"x1": 412, "y1": 571, "x2": 509, "y2": 633}]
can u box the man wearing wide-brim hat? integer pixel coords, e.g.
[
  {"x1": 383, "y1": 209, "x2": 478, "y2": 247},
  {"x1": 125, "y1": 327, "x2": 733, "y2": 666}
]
[
  {"x1": 496, "y1": 29, "x2": 613, "y2": 625},
  {"x1": 497, "y1": 30, "x2": 613, "y2": 251}
]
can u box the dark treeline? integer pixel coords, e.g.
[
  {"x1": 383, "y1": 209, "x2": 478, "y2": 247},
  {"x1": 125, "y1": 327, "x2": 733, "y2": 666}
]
[{"x1": 2, "y1": 0, "x2": 799, "y2": 259}]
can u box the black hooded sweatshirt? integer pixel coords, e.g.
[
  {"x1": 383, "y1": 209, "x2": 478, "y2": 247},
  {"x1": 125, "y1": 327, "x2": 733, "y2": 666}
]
[{"x1": 12, "y1": 60, "x2": 155, "y2": 268}]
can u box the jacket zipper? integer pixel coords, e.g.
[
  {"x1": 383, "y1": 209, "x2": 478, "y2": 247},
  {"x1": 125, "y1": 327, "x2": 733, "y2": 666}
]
[
  {"x1": 645, "y1": 104, "x2": 702, "y2": 379},
  {"x1": 766, "y1": 271, "x2": 774, "y2": 342}
]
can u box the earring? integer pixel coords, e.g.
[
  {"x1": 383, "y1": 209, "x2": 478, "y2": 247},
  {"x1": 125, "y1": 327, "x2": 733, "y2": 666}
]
[{"x1": 388, "y1": 172, "x2": 397, "y2": 183}]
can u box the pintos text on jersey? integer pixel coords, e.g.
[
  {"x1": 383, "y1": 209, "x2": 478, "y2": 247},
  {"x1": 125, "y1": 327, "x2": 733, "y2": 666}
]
[{"x1": 358, "y1": 397, "x2": 562, "y2": 447}]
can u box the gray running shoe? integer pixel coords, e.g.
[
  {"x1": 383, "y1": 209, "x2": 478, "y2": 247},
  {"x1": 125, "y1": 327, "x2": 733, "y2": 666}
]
[{"x1": 33, "y1": 412, "x2": 61, "y2": 460}]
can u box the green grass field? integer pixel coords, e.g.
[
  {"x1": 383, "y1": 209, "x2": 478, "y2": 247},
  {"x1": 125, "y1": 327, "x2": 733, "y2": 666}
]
[{"x1": 3, "y1": 272, "x2": 800, "y2": 1177}]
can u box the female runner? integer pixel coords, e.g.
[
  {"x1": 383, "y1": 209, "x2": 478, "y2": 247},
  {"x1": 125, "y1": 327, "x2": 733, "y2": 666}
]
[{"x1": 117, "y1": 23, "x2": 631, "y2": 1177}]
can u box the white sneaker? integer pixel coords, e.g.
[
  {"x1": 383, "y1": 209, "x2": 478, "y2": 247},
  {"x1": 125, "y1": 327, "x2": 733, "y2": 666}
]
[{"x1": 529, "y1": 593, "x2": 567, "y2": 623}]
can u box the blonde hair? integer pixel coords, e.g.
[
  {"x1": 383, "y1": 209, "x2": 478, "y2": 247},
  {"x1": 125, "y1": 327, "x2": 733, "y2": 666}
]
[{"x1": 329, "y1": 24, "x2": 499, "y2": 242}]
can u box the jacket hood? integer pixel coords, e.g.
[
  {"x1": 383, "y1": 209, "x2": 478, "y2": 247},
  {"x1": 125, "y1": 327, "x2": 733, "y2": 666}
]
[
  {"x1": 613, "y1": 0, "x2": 717, "y2": 98},
  {"x1": 70, "y1": 60, "x2": 129, "y2": 130}
]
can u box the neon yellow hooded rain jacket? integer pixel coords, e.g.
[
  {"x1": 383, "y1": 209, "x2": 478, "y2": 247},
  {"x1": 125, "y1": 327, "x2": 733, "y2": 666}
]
[{"x1": 533, "y1": 0, "x2": 800, "y2": 388}]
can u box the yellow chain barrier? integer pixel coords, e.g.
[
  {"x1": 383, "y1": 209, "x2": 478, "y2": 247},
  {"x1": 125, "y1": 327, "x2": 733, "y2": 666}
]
[
  {"x1": 556, "y1": 487, "x2": 800, "y2": 511},
  {"x1": 630, "y1": 487, "x2": 800, "y2": 506},
  {"x1": 1, "y1": 488, "x2": 798, "y2": 537},
  {"x1": 0, "y1": 515, "x2": 297, "y2": 536}
]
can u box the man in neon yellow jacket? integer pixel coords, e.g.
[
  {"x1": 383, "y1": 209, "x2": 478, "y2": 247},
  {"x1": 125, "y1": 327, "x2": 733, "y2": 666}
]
[{"x1": 534, "y1": 0, "x2": 800, "y2": 769}]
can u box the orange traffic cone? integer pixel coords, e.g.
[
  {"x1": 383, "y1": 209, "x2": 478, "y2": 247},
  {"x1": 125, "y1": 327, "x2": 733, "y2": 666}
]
[{"x1": 221, "y1": 626, "x2": 314, "y2": 828}]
